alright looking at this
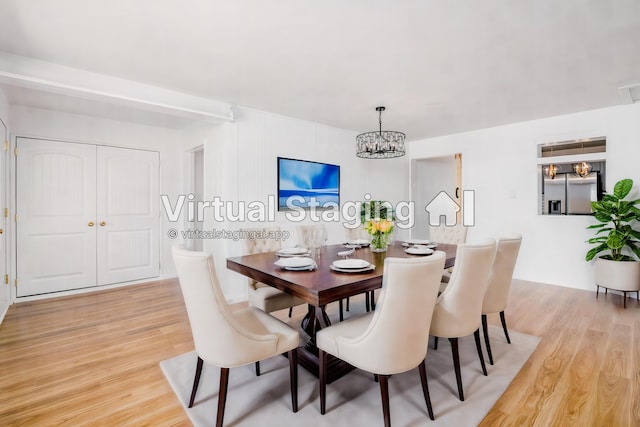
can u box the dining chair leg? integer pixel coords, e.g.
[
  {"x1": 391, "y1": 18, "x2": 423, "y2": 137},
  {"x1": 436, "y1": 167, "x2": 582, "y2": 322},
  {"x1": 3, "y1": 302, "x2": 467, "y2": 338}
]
[
  {"x1": 481, "y1": 314, "x2": 494, "y2": 365},
  {"x1": 433, "y1": 336, "x2": 439, "y2": 350},
  {"x1": 188, "y1": 356, "x2": 204, "y2": 408},
  {"x1": 474, "y1": 329, "x2": 488, "y2": 376},
  {"x1": 374, "y1": 374, "x2": 379, "y2": 382},
  {"x1": 370, "y1": 290, "x2": 376, "y2": 310},
  {"x1": 339, "y1": 299, "x2": 344, "y2": 322},
  {"x1": 346, "y1": 297, "x2": 350, "y2": 311},
  {"x1": 449, "y1": 338, "x2": 464, "y2": 401},
  {"x1": 255, "y1": 361, "x2": 261, "y2": 376},
  {"x1": 378, "y1": 374, "x2": 391, "y2": 427},
  {"x1": 596, "y1": 285, "x2": 600, "y2": 298},
  {"x1": 322, "y1": 309, "x2": 332, "y2": 326},
  {"x1": 288, "y1": 349, "x2": 298, "y2": 412},
  {"x1": 418, "y1": 360, "x2": 435, "y2": 420},
  {"x1": 319, "y1": 349, "x2": 328, "y2": 415},
  {"x1": 288, "y1": 307, "x2": 293, "y2": 317},
  {"x1": 499, "y1": 311, "x2": 511, "y2": 344},
  {"x1": 216, "y1": 367, "x2": 230, "y2": 427},
  {"x1": 365, "y1": 292, "x2": 371, "y2": 312}
]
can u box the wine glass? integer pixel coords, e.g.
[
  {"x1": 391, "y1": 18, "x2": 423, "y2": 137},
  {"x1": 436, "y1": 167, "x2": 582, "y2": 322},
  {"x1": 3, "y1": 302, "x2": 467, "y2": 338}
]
[{"x1": 310, "y1": 228, "x2": 323, "y2": 258}]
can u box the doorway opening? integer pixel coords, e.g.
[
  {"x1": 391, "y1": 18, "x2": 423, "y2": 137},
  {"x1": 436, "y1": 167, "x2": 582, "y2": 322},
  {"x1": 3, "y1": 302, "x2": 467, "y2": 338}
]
[
  {"x1": 187, "y1": 146, "x2": 205, "y2": 251},
  {"x1": 410, "y1": 153, "x2": 462, "y2": 240}
]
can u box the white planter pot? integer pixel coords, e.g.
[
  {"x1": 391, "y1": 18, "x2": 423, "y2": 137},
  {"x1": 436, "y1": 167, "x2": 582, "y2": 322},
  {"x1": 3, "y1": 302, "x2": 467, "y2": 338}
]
[
  {"x1": 594, "y1": 257, "x2": 640, "y2": 308},
  {"x1": 595, "y1": 257, "x2": 640, "y2": 291}
]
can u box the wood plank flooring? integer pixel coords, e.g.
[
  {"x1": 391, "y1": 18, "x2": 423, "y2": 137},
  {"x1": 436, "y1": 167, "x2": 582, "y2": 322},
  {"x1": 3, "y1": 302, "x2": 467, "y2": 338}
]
[{"x1": 0, "y1": 278, "x2": 638, "y2": 426}]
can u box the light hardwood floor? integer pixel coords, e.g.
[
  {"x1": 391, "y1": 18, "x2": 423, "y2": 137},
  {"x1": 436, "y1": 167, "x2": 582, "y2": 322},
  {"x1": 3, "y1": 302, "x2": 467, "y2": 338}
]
[{"x1": 0, "y1": 278, "x2": 638, "y2": 426}]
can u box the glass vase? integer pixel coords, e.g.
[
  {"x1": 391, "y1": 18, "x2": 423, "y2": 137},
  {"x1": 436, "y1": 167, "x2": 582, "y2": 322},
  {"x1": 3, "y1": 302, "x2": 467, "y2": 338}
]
[{"x1": 370, "y1": 232, "x2": 390, "y2": 252}]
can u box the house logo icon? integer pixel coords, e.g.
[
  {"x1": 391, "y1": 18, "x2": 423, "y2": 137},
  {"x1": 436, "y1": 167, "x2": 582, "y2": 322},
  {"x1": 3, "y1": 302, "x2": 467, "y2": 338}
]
[{"x1": 425, "y1": 190, "x2": 475, "y2": 226}]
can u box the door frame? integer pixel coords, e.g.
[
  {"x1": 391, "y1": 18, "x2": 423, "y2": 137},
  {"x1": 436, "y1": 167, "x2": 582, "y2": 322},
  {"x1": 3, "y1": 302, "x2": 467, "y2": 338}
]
[
  {"x1": 183, "y1": 145, "x2": 204, "y2": 250},
  {"x1": 0, "y1": 116, "x2": 8, "y2": 321}
]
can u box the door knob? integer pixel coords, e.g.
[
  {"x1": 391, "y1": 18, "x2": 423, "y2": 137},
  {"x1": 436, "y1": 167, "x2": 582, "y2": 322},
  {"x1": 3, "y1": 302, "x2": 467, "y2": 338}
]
[
  {"x1": 99, "y1": 221, "x2": 106, "y2": 226},
  {"x1": 88, "y1": 222, "x2": 95, "y2": 227}
]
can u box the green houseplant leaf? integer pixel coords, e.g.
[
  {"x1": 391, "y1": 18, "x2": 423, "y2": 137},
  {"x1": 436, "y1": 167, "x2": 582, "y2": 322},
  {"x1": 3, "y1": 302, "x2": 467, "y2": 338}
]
[
  {"x1": 613, "y1": 178, "x2": 633, "y2": 199},
  {"x1": 586, "y1": 178, "x2": 640, "y2": 262}
]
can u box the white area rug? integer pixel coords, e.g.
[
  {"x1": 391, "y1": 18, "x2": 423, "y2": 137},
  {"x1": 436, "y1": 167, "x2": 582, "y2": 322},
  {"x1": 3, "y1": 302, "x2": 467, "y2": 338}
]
[{"x1": 161, "y1": 321, "x2": 539, "y2": 427}]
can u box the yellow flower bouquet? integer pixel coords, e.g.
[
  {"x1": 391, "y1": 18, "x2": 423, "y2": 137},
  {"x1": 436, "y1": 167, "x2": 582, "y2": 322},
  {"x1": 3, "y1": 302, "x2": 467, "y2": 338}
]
[{"x1": 361, "y1": 201, "x2": 395, "y2": 252}]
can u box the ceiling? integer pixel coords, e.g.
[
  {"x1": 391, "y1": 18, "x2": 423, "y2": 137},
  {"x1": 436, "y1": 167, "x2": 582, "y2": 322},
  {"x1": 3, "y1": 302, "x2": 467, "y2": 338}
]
[{"x1": 0, "y1": 0, "x2": 639, "y2": 140}]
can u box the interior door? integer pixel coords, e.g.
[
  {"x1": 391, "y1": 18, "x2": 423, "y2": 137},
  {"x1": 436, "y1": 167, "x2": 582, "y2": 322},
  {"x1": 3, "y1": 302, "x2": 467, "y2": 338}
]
[
  {"x1": 96, "y1": 146, "x2": 160, "y2": 285},
  {"x1": 16, "y1": 138, "x2": 97, "y2": 296}
]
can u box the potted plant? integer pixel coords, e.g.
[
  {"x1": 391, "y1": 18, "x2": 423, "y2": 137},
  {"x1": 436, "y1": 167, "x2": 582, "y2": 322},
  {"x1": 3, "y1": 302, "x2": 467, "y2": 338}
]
[{"x1": 586, "y1": 178, "x2": 640, "y2": 307}]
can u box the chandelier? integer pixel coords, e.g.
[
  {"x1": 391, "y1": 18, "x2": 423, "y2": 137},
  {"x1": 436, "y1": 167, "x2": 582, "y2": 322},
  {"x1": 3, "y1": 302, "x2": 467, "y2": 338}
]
[
  {"x1": 573, "y1": 161, "x2": 592, "y2": 178},
  {"x1": 356, "y1": 106, "x2": 406, "y2": 159}
]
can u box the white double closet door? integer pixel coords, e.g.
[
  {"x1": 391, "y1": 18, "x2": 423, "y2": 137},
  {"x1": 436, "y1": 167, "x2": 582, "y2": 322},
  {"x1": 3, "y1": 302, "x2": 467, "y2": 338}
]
[{"x1": 16, "y1": 137, "x2": 160, "y2": 297}]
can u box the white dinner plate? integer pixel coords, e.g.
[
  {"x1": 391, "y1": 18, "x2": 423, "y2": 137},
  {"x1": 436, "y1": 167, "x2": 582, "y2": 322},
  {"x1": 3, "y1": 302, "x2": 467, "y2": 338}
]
[
  {"x1": 274, "y1": 257, "x2": 315, "y2": 268},
  {"x1": 405, "y1": 246, "x2": 434, "y2": 255},
  {"x1": 330, "y1": 264, "x2": 375, "y2": 273},
  {"x1": 402, "y1": 239, "x2": 433, "y2": 246},
  {"x1": 332, "y1": 259, "x2": 371, "y2": 269},
  {"x1": 277, "y1": 247, "x2": 309, "y2": 256},
  {"x1": 346, "y1": 239, "x2": 370, "y2": 246},
  {"x1": 283, "y1": 263, "x2": 317, "y2": 271}
]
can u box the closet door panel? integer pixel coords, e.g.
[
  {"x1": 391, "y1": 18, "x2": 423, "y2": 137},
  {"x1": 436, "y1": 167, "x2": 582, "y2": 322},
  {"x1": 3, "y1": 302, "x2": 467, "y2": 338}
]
[
  {"x1": 16, "y1": 138, "x2": 97, "y2": 296},
  {"x1": 96, "y1": 146, "x2": 160, "y2": 285}
]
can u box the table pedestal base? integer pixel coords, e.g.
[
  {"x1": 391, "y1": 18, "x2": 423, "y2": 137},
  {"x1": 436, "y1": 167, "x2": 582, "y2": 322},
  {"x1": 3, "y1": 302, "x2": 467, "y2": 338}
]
[
  {"x1": 297, "y1": 344, "x2": 355, "y2": 384},
  {"x1": 297, "y1": 304, "x2": 355, "y2": 383}
]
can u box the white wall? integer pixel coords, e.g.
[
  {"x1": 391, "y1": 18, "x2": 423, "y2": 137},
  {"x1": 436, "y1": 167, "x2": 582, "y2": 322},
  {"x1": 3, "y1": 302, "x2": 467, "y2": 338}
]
[
  {"x1": 409, "y1": 103, "x2": 640, "y2": 291},
  {"x1": 10, "y1": 106, "x2": 184, "y2": 285},
  {"x1": 198, "y1": 107, "x2": 409, "y2": 302},
  {"x1": 0, "y1": 87, "x2": 8, "y2": 119}
]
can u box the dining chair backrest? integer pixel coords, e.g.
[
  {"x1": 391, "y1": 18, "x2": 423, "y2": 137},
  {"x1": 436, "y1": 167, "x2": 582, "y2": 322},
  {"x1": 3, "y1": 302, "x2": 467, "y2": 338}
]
[
  {"x1": 483, "y1": 234, "x2": 522, "y2": 314},
  {"x1": 171, "y1": 245, "x2": 279, "y2": 367},
  {"x1": 332, "y1": 253, "x2": 446, "y2": 375},
  {"x1": 344, "y1": 225, "x2": 369, "y2": 242},
  {"x1": 429, "y1": 224, "x2": 468, "y2": 244},
  {"x1": 296, "y1": 224, "x2": 327, "y2": 247},
  {"x1": 431, "y1": 240, "x2": 496, "y2": 337},
  {"x1": 241, "y1": 226, "x2": 282, "y2": 288}
]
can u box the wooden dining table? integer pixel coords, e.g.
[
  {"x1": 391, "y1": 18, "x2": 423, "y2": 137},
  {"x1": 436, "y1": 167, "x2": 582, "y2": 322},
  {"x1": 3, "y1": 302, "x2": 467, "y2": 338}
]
[{"x1": 227, "y1": 241, "x2": 457, "y2": 382}]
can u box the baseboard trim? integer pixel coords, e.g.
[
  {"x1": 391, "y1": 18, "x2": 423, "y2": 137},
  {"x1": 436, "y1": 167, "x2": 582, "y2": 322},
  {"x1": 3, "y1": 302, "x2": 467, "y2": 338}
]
[{"x1": 13, "y1": 274, "x2": 177, "y2": 303}]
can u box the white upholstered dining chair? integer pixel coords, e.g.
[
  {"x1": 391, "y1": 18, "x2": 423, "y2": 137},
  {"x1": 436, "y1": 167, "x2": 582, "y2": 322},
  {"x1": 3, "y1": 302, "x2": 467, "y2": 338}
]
[
  {"x1": 241, "y1": 227, "x2": 305, "y2": 376},
  {"x1": 430, "y1": 223, "x2": 468, "y2": 285},
  {"x1": 481, "y1": 234, "x2": 522, "y2": 365},
  {"x1": 317, "y1": 253, "x2": 446, "y2": 426},
  {"x1": 341, "y1": 225, "x2": 376, "y2": 319},
  {"x1": 241, "y1": 227, "x2": 305, "y2": 318},
  {"x1": 429, "y1": 239, "x2": 496, "y2": 401},
  {"x1": 171, "y1": 245, "x2": 300, "y2": 427},
  {"x1": 296, "y1": 223, "x2": 328, "y2": 249}
]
